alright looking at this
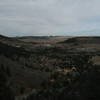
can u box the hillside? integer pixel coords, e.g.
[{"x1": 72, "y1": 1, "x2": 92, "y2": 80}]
[
  {"x1": 61, "y1": 37, "x2": 100, "y2": 44},
  {"x1": 0, "y1": 35, "x2": 100, "y2": 100},
  {"x1": 0, "y1": 35, "x2": 51, "y2": 96}
]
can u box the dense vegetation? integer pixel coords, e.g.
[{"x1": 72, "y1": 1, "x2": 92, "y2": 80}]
[
  {"x1": 26, "y1": 53, "x2": 100, "y2": 100},
  {"x1": 0, "y1": 35, "x2": 100, "y2": 100},
  {"x1": 0, "y1": 65, "x2": 14, "y2": 100}
]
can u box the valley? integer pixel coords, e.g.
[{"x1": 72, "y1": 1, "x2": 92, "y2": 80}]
[{"x1": 0, "y1": 35, "x2": 100, "y2": 100}]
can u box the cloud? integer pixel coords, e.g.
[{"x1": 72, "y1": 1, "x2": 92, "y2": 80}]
[{"x1": 0, "y1": 0, "x2": 100, "y2": 36}]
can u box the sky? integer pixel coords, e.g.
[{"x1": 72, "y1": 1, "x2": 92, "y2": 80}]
[{"x1": 0, "y1": 0, "x2": 100, "y2": 36}]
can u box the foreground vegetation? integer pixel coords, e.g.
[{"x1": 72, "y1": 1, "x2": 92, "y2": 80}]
[
  {"x1": 26, "y1": 53, "x2": 100, "y2": 100},
  {"x1": 0, "y1": 35, "x2": 100, "y2": 100}
]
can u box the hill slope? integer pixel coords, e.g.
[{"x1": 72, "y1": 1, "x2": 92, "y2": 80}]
[{"x1": 61, "y1": 37, "x2": 100, "y2": 44}]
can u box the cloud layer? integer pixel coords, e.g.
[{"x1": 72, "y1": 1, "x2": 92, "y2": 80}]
[{"x1": 0, "y1": 0, "x2": 100, "y2": 36}]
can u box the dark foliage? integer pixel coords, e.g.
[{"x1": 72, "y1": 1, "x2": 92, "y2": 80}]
[
  {"x1": 0, "y1": 65, "x2": 14, "y2": 100},
  {"x1": 26, "y1": 53, "x2": 100, "y2": 100}
]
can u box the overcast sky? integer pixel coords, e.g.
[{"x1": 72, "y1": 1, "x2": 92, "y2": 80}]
[{"x1": 0, "y1": 0, "x2": 100, "y2": 36}]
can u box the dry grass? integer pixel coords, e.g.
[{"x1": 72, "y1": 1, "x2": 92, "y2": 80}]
[{"x1": 18, "y1": 36, "x2": 72, "y2": 44}]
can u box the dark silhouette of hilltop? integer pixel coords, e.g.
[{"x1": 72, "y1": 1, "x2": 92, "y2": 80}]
[{"x1": 60, "y1": 37, "x2": 100, "y2": 44}]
